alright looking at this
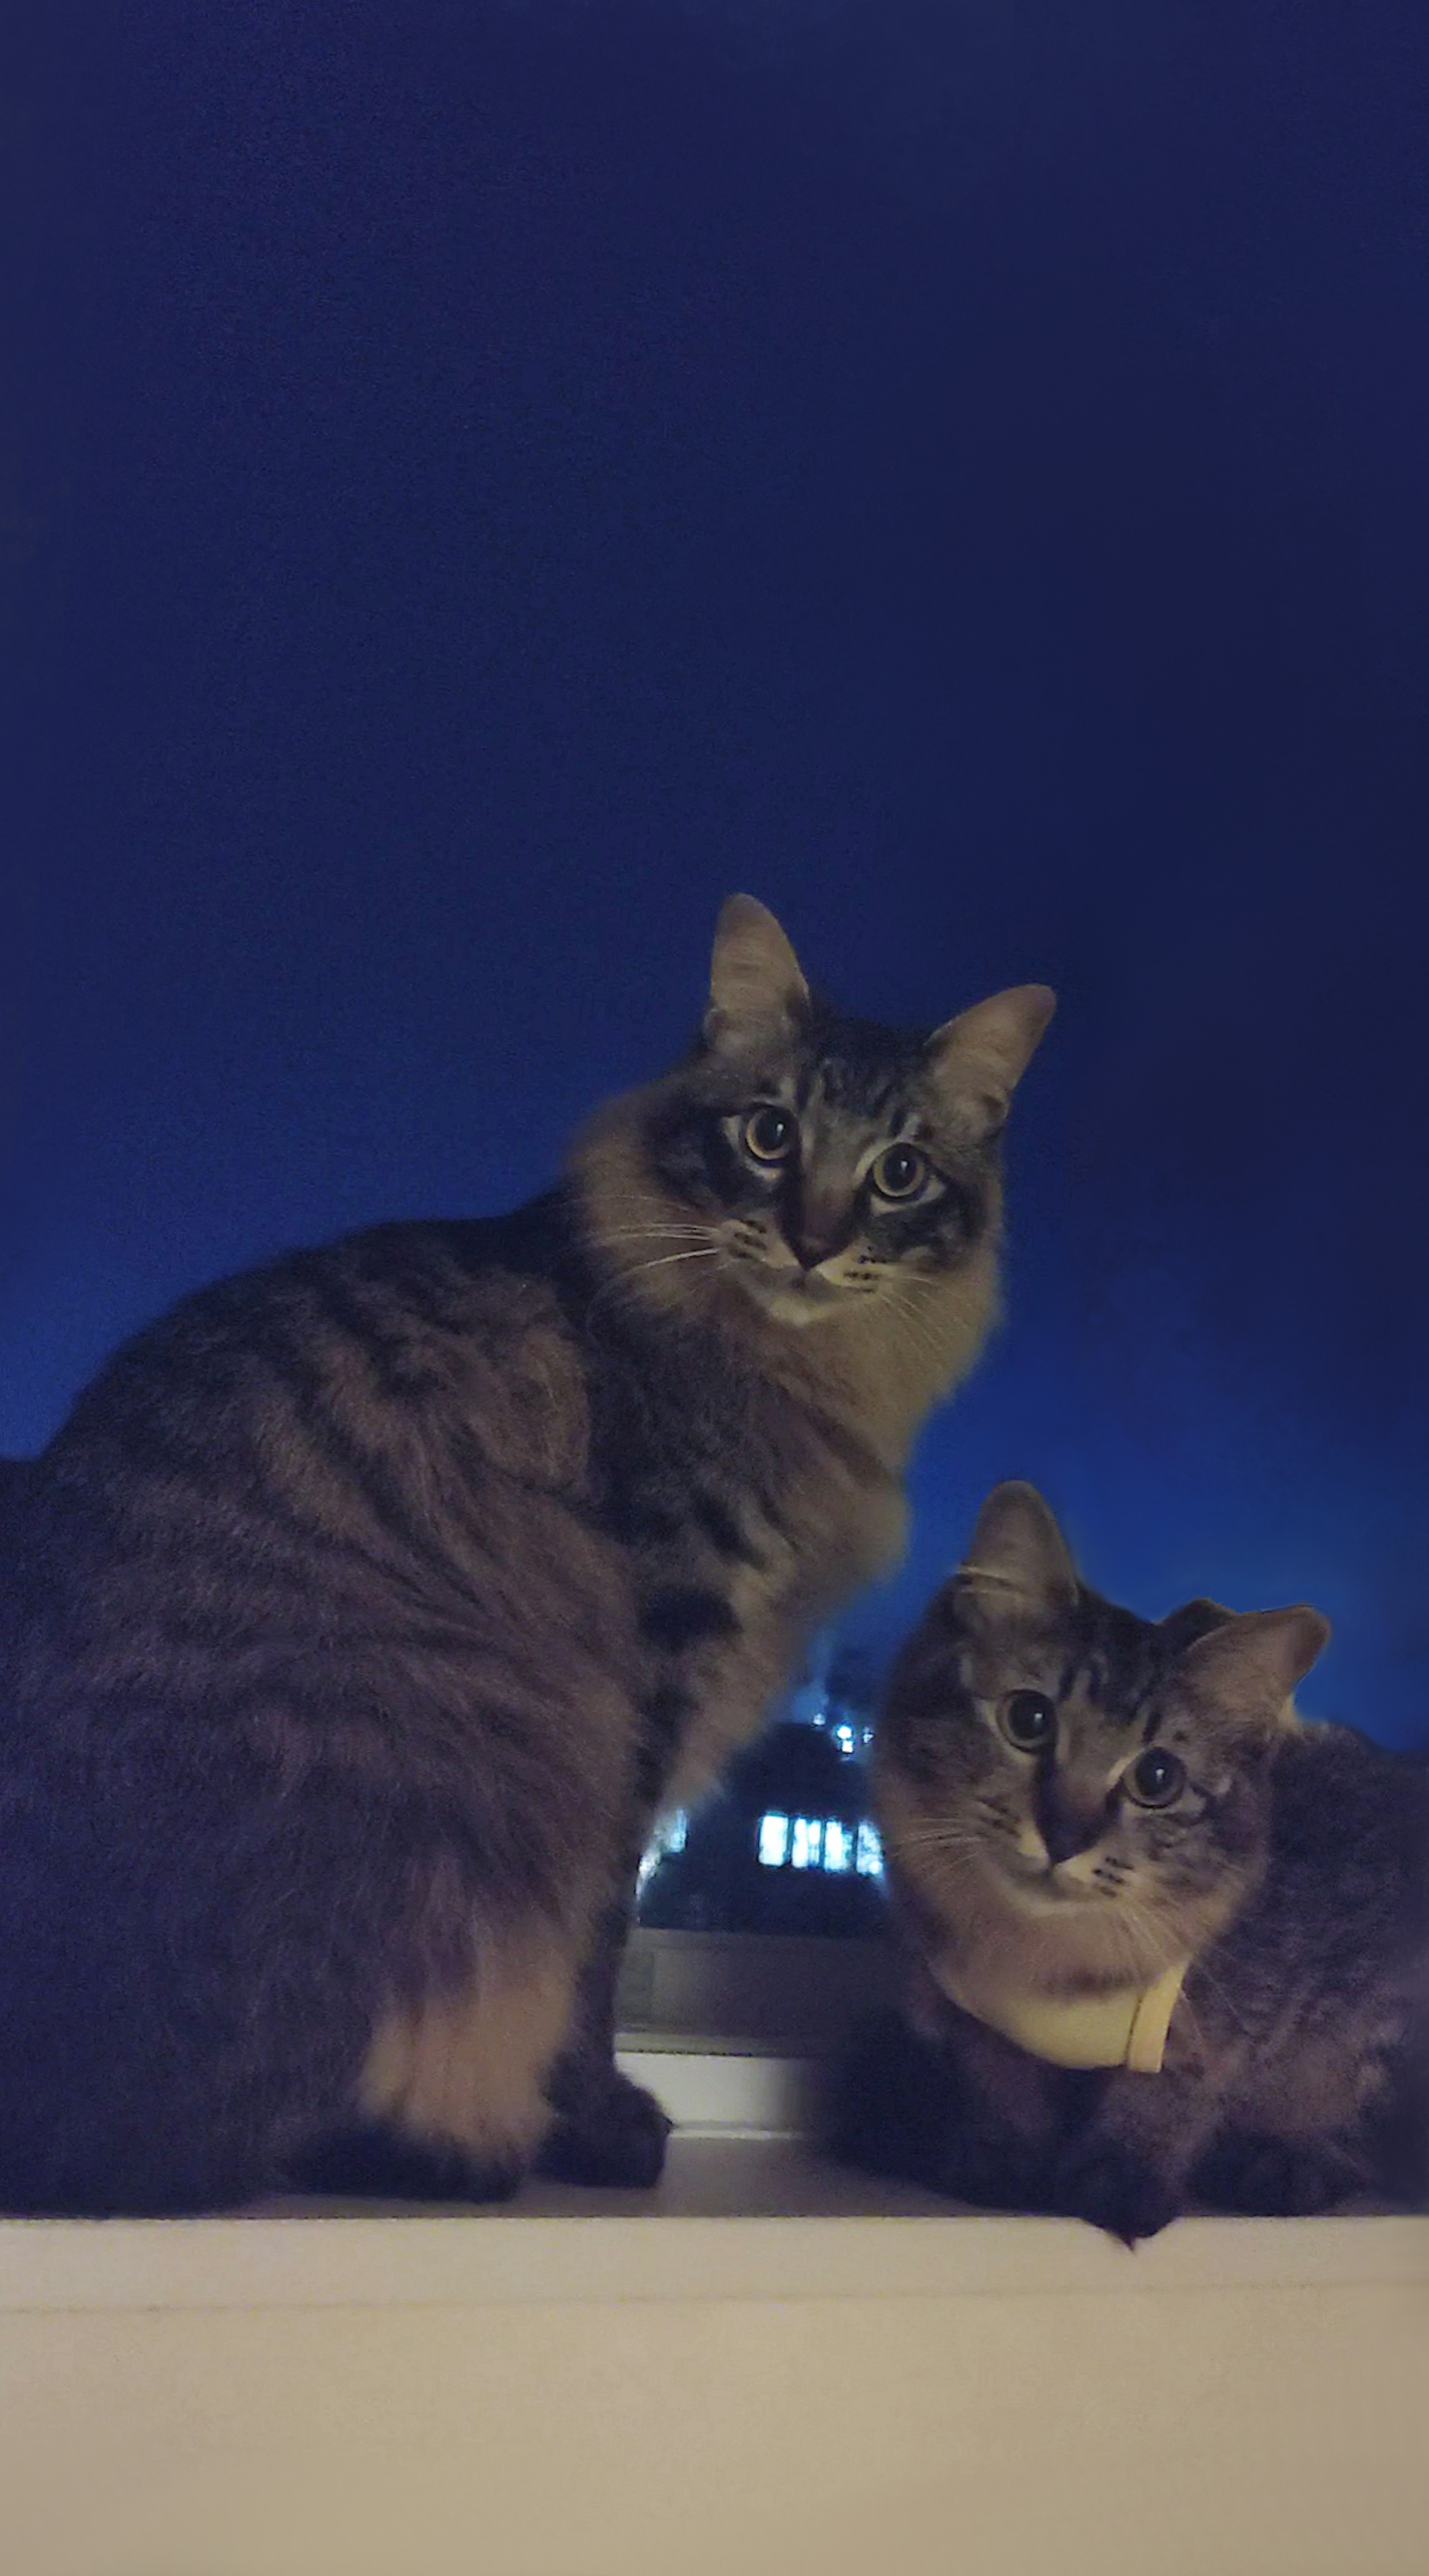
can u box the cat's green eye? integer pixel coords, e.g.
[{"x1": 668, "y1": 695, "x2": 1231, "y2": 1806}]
[
  {"x1": 1123, "y1": 1746, "x2": 1186, "y2": 1808},
  {"x1": 869, "y1": 1143, "x2": 929, "y2": 1201},
  {"x1": 742, "y1": 1104, "x2": 797, "y2": 1164},
  {"x1": 999, "y1": 1690, "x2": 1057, "y2": 1753}
]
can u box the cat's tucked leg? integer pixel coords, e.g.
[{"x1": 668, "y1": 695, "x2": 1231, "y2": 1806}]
[
  {"x1": 829, "y1": 1987, "x2": 1066, "y2": 2211},
  {"x1": 1193, "y1": 2129, "x2": 1361, "y2": 2217},
  {"x1": 536, "y1": 1882, "x2": 672, "y2": 2189},
  {"x1": 320, "y1": 1928, "x2": 581, "y2": 2202},
  {"x1": 288, "y1": 2123, "x2": 524, "y2": 2204}
]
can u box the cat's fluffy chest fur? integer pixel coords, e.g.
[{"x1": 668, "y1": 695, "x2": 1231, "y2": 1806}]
[{"x1": 570, "y1": 1270, "x2": 912, "y2": 1809}]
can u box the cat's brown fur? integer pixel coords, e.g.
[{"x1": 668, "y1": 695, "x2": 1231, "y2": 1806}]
[
  {"x1": 0, "y1": 901, "x2": 1052, "y2": 2211},
  {"x1": 833, "y1": 1483, "x2": 1426, "y2": 2239}
]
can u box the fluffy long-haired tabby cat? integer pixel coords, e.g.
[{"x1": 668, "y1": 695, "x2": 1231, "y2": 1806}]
[
  {"x1": 0, "y1": 899, "x2": 1052, "y2": 2212},
  {"x1": 832, "y1": 1482, "x2": 1426, "y2": 2241}
]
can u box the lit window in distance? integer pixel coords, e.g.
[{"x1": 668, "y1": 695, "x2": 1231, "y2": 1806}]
[
  {"x1": 823, "y1": 1820, "x2": 851, "y2": 1872},
  {"x1": 791, "y1": 1817, "x2": 824, "y2": 1869},
  {"x1": 758, "y1": 1812, "x2": 790, "y2": 1868},
  {"x1": 855, "y1": 1823, "x2": 883, "y2": 1878},
  {"x1": 637, "y1": 1807, "x2": 689, "y2": 1888}
]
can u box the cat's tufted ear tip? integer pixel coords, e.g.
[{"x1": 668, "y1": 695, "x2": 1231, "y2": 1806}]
[
  {"x1": 1013, "y1": 982, "x2": 1058, "y2": 1034},
  {"x1": 715, "y1": 892, "x2": 781, "y2": 938},
  {"x1": 925, "y1": 984, "x2": 1056, "y2": 1137},
  {"x1": 706, "y1": 897, "x2": 809, "y2": 1047},
  {"x1": 953, "y1": 1480, "x2": 1078, "y2": 1622},
  {"x1": 979, "y1": 1476, "x2": 1051, "y2": 1516},
  {"x1": 1283, "y1": 1604, "x2": 1332, "y2": 1673},
  {"x1": 1250, "y1": 1603, "x2": 1332, "y2": 1690}
]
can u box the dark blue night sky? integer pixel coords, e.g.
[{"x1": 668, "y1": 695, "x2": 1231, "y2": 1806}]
[{"x1": 6, "y1": 3, "x2": 1427, "y2": 1739}]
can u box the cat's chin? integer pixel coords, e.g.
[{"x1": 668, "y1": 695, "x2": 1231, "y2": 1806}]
[
  {"x1": 996, "y1": 1860, "x2": 1107, "y2": 1913},
  {"x1": 735, "y1": 1271, "x2": 848, "y2": 1328}
]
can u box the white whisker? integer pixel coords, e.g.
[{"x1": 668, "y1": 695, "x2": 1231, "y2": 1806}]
[
  {"x1": 597, "y1": 1227, "x2": 720, "y2": 1243},
  {"x1": 585, "y1": 1242, "x2": 729, "y2": 1331},
  {"x1": 622, "y1": 1249, "x2": 725, "y2": 1273}
]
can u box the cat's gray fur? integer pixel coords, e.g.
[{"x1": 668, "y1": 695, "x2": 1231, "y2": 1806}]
[
  {"x1": 0, "y1": 900, "x2": 1052, "y2": 2211},
  {"x1": 832, "y1": 1482, "x2": 1426, "y2": 2240}
]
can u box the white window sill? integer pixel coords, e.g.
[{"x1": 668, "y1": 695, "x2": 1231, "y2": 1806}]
[
  {"x1": 2, "y1": 2111, "x2": 1423, "y2": 2576},
  {"x1": 0, "y1": 2113, "x2": 1422, "y2": 2318}
]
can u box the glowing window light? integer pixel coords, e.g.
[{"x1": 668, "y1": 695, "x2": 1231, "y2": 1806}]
[
  {"x1": 832, "y1": 1723, "x2": 856, "y2": 1758},
  {"x1": 855, "y1": 1822, "x2": 884, "y2": 1878},
  {"x1": 758, "y1": 1812, "x2": 790, "y2": 1868},
  {"x1": 790, "y1": 1817, "x2": 823, "y2": 1870},
  {"x1": 823, "y1": 1820, "x2": 851, "y2": 1873},
  {"x1": 637, "y1": 1808, "x2": 689, "y2": 1889}
]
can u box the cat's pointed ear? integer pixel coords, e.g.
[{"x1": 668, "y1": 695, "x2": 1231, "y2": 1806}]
[
  {"x1": 704, "y1": 896, "x2": 810, "y2": 1050},
  {"x1": 953, "y1": 1481, "x2": 1078, "y2": 1628},
  {"x1": 1176, "y1": 1605, "x2": 1331, "y2": 1723},
  {"x1": 925, "y1": 984, "x2": 1056, "y2": 1139}
]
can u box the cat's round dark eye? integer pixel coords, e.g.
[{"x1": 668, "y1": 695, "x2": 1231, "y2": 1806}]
[
  {"x1": 742, "y1": 1105, "x2": 796, "y2": 1164},
  {"x1": 1123, "y1": 1747, "x2": 1186, "y2": 1808},
  {"x1": 869, "y1": 1143, "x2": 928, "y2": 1201},
  {"x1": 1000, "y1": 1691, "x2": 1057, "y2": 1753}
]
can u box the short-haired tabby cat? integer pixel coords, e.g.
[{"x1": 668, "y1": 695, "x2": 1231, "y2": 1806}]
[
  {"x1": 831, "y1": 1482, "x2": 1426, "y2": 2242},
  {"x1": 0, "y1": 899, "x2": 1053, "y2": 2212}
]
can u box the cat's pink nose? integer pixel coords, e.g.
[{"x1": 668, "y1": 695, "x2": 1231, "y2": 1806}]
[
  {"x1": 785, "y1": 1193, "x2": 853, "y2": 1270},
  {"x1": 1036, "y1": 1779, "x2": 1107, "y2": 1865}
]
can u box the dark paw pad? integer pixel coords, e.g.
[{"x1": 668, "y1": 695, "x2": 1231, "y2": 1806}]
[
  {"x1": 538, "y1": 2068, "x2": 673, "y2": 2189},
  {"x1": 1055, "y1": 2143, "x2": 1182, "y2": 2245}
]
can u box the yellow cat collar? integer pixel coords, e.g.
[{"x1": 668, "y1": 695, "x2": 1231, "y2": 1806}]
[{"x1": 930, "y1": 1953, "x2": 1188, "y2": 2073}]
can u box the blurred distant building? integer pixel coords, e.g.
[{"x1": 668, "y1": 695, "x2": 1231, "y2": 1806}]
[{"x1": 637, "y1": 1639, "x2": 888, "y2": 1936}]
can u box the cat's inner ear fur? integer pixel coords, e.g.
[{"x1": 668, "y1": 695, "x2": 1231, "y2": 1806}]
[
  {"x1": 953, "y1": 1480, "x2": 1078, "y2": 1629},
  {"x1": 925, "y1": 983, "x2": 1056, "y2": 1140},
  {"x1": 704, "y1": 895, "x2": 810, "y2": 1050},
  {"x1": 1175, "y1": 1604, "x2": 1331, "y2": 1725}
]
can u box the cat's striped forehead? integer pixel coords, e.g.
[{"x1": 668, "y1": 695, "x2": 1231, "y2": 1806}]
[
  {"x1": 737, "y1": 1003, "x2": 948, "y2": 1136},
  {"x1": 935, "y1": 1587, "x2": 1187, "y2": 1734},
  {"x1": 1051, "y1": 1597, "x2": 1171, "y2": 1725},
  {"x1": 797, "y1": 1007, "x2": 929, "y2": 1110}
]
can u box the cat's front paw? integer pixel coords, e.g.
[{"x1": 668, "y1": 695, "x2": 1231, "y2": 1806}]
[
  {"x1": 537, "y1": 2066, "x2": 673, "y2": 2189},
  {"x1": 1055, "y1": 2140, "x2": 1183, "y2": 2246}
]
